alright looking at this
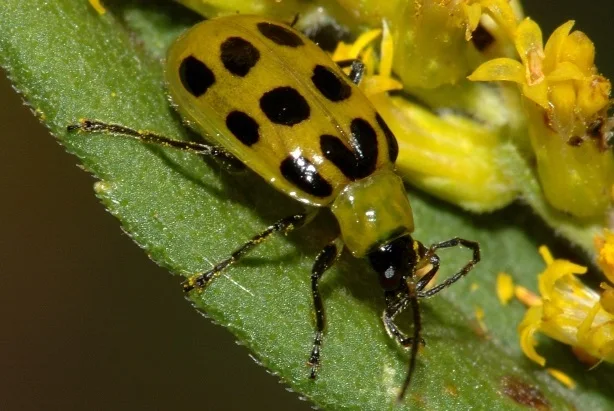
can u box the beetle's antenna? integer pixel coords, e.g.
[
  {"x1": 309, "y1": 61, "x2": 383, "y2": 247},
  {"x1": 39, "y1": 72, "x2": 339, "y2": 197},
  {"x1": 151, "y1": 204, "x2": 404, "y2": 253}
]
[{"x1": 398, "y1": 282, "x2": 421, "y2": 401}]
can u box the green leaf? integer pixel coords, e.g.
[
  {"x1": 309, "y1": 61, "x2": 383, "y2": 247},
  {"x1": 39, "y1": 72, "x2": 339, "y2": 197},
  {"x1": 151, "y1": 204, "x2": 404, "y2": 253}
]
[{"x1": 2, "y1": 1, "x2": 613, "y2": 409}]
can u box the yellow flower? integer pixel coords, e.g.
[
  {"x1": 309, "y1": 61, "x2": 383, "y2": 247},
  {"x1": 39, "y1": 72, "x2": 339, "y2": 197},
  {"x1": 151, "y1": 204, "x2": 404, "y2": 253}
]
[
  {"x1": 331, "y1": 22, "x2": 402, "y2": 96},
  {"x1": 460, "y1": 0, "x2": 518, "y2": 41},
  {"x1": 595, "y1": 230, "x2": 614, "y2": 285},
  {"x1": 518, "y1": 246, "x2": 614, "y2": 366},
  {"x1": 470, "y1": 18, "x2": 614, "y2": 218},
  {"x1": 469, "y1": 18, "x2": 611, "y2": 140}
]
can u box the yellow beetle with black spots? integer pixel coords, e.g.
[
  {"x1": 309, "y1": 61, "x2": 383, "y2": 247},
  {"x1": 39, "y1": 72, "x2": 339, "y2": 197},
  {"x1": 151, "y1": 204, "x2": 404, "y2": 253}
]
[{"x1": 69, "y1": 14, "x2": 480, "y2": 400}]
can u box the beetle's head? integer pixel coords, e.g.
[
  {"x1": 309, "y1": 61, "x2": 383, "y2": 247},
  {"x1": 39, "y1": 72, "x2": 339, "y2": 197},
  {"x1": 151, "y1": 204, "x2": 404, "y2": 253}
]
[{"x1": 367, "y1": 235, "x2": 428, "y2": 291}]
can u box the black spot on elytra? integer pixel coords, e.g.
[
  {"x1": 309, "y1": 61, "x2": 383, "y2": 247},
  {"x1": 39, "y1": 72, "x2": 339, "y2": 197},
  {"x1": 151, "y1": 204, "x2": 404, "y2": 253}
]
[
  {"x1": 257, "y1": 22, "x2": 304, "y2": 47},
  {"x1": 280, "y1": 155, "x2": 332, "y2": 198},
  {"x1": 179, "y1": 55, "x2": 215, "y2": 97},
  {"x1": 311, "y1": 65, "x2": 351, "y2": 102},
  {"x1": 376, "y1": 113, "x2": 398, "y2": 162},
  {"x1": 220, "y1": 37, "x2": 260, "y2": 77},
  {"x1": 260, "y1": 87, "x2": 310, "y2": 126},
  {"x1": 320, "y1": 118, "x2": 378, "y2": 180},
  {"x1": 226, "y1": 111, "x2": 260, "y2": 146}
]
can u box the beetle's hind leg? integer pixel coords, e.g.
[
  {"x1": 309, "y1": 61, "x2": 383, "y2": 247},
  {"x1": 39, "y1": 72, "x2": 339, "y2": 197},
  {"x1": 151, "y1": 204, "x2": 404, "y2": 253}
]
[
  {"x1": 308, "y1": 238, "x2": 343, "y2": 379},
  {"x1": 183, "y1": 213, "x2": 310, "y2": 292},
  {"x1": 67, "y1": 119, "x2": 238, "y2": 164}
]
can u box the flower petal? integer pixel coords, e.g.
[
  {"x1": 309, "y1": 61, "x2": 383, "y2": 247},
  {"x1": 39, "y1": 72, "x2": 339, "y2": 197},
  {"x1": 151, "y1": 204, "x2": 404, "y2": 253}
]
[
  {"x1": 538, "y1": 245, "x2": 554, "y2": 265},
  {"x1": 349, "y1": 28, "x2": 382, "y2": 59},
  {"x1": 522, "y1": 81, "x2": 549, "y2": 109},
  {"x1": 546, "y1": 368, "x2": 576, "y2": 389},
  {"x1": 538, "y1": 258, "x2": 588, "y2": 299},
  {"x1": 549, "y1": 82, "x2": 577, "y2": 134},
  {"x1": 516, "y1": 285, "x2": 542, "y2": 307},
  {"x1": 596, "y1": 232, "x2": 614, "y2": 285},
  {"x1": 518, "y1": 306, "x2": 547, "y2": 366},
  {"x1": 331, "y1": 29, "x2": 382, "y2": 62},
  {"x1": 480, "y1": 0, "x2": 519, "y2": 38},
  {"x1": 577, "y1": 303, "x2": 601, "y2": 344},
  {"x1": 561, "y1": 31, "x2": 596, "y2": 75},
  {"x1": 468, "y1": 58, "x2": 525, "y2": 83},
  {"x1": 543, "y1": 20, "x2": 575, "y2": 73},
  {"x1": 462, "y1": 3, "x2": 482, "y2": 40},
  {"x1": 331, "y1": 41, "x2": 353, "y2": 61},
  {"x1": 547, "y1": 61, "x2": 585, "y2": 82},
  {"x1": 379, "y1": 20, "x2": 394, "y2": 78},
  {"x1": 515, "y1": 18, "x2": 544, "y2": 65}
]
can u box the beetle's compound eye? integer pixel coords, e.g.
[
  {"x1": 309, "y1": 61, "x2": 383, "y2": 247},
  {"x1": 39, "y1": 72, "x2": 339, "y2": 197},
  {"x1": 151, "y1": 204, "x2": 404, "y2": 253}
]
[{"x1": 368, "y1": 235, "x2": 416, "y2": 291}]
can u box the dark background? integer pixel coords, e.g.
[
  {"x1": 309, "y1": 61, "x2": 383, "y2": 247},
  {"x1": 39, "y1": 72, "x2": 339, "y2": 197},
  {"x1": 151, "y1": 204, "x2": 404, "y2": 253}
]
[{"x1": 1, "y1": 2, "x2": 612, "y2": 409}]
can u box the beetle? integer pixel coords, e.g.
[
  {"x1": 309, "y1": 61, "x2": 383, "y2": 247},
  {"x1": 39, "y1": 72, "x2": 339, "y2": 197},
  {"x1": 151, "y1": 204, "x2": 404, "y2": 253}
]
[{"x1": 68, "y1": 14, "x2": 480, "y2": 400}]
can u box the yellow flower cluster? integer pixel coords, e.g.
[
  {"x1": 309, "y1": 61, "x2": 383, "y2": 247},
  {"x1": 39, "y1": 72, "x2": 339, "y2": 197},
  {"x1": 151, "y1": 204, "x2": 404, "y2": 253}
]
[
  {"x1": 469, "y1": 19, "x2": 611, "y2": 144},
  {"x1": 332, "y1": 15, "x2": 517, "y2": 212},
  {"x1": 467, "y1": 12, "x2": 614, "y2": 218},
  {"x1": 518, "y1": 245, "x2": 614, "y2": 367}
]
